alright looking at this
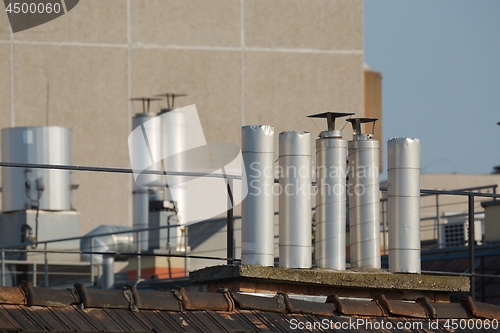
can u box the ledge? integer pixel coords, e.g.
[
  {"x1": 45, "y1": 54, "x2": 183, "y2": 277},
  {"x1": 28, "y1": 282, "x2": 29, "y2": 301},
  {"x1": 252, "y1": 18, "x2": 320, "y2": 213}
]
[{"x1": 189, "y1": 265, "x2": 470, "y2": 293}]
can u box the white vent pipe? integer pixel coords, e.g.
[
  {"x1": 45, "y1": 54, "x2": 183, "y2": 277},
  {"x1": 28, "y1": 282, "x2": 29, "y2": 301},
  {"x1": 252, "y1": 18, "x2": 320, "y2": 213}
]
[
  {"x1": 161, "y1": 109, "x2": 187, "y2": 250},
  {"x1": 308, "y1": 112, "x2": 353, "y2": 270},
  {"x1": 387, "y1": 138, "x2": 421, "y2": 273},
  {"x1": 348, "y1": 118, "x2": 381, "y2": 269},
  {"x1": 278, "y1": 131, "x2": 312, "y2": 268},
  {"x1": 130, "y1": 111, "x2": 162, "y2": 252},
  {"x1": 241, "y1": 125, "x2": 275, "y2": 266},
  {"x1": 102, "y1": 254, "x2": 115, "y2": 289}
]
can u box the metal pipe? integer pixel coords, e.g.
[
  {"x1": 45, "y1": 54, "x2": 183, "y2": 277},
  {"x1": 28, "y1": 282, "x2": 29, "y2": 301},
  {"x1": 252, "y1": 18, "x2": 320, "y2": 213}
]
[
  {"x1": 468, "y1": 195, "x2": 475, "y2": 300},
  {"x1": 131, "y1": 112, "x2": 162, "y2": 252},
  {"x1": 241, "y1": 125, "x2": 275, "y2": 266},
  {"x1": 315, "y1": 131, "x2": 347, "y2": 269},
  {"x1": 227, "y1": 177, "x2": 234, "y2": 265},
  {"x1": 80, "y1": 225, "x2": 134, "y2": 264},
  {"x1": 90, "y1": 237, "x2": 94, "y2": 286},
  {"x1": 348, "y1": 119, "x2": 380, "y2": 269},
  {"x1": 435, "y1": 194, "x2": 440, "y2": 245},
  {"x1": 1, "y1": 249, "x2": 5, "y2": 286},
  {"x1": 102, "y1": 254, "x2": 115, "y2": 290},
  {"x1": 382, "y1": 200, "x2": 387, "y2": 255},
  {"x1": 387, "y1": 137, "x2": 421, "y2": 273},
  {"x1": 132, "y1": 191, "x2": 149, "y2": 252},
  {"x1": 137, "y1": 231, "x2": 141, "y2": 281},
  {"x1": 480, "y1": 256, "x2": 485, "y2": 302},
  {"x1": 279, "y1": 131, "x2": 312, "y2": 268},
  {"x1": 160, "y1": 109, "x2": 188, "y2": 253},
  {"x1": 44, "y1": 242, "x2": 48, "y2": 287},
  {"x1": 32, "y1": 263, "x2": 37, "y2": 286}
]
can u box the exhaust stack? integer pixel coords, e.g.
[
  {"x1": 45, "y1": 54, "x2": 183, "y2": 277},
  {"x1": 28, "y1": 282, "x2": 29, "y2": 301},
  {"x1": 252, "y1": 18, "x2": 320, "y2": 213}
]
[
  {"x1": 130, "y1": 97, "x2": 163, "y2": 252},
  {"x1": 387, "y1": 138, "x2": 421, "y2": 273},
  {"x1": 347, "y1": 118, "x2": 381, "y2": 269},
  {"x1": 278, "y1": 131, "x2": 312, "y2": 268},
  {"x1": 241, "y1": 125, "x2": 275, "y2": 266},
  {"x1": 308, "y1": 112, "x2": 354, "y2": 270}
]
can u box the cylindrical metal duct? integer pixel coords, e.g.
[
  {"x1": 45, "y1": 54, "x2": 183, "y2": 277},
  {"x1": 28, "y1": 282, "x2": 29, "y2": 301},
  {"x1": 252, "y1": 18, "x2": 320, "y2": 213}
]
[
  {"x1": 133, "y1": 191, "x2": 148, "y2": 251},
  {"x1": 102, "y1": 254, "x2": 115, "y2": 289},
  {"x1": 387, "y1": 138, "x2": 421, "y2": 273},
  {"x1": 80, "y1": 225, "x2": 134, "y2": 264},
  {"x1": 160, "y1": 109, "x2": 187, "y2": 250},
  {"x1": 1, "y1": 126, "x2": 72, "y2": 212},
  {"x1": 348, "y1": 123, "x2": 381, "y2": 269},
  {"x1": 279, "y1": 131, "x2": 312, "y2": 268},
  {"x1": 315, "y1": 131, "x2": 347, "y2": 269},
  {"x1": 131, "y1": 112, "x2": 162, "y2": 251},
  {"x1": 161, "y1": 110, "x2": 186, "y2": 216},
  {"x1": 241, "y1": 125, "x2": 275, "y2": 266}
]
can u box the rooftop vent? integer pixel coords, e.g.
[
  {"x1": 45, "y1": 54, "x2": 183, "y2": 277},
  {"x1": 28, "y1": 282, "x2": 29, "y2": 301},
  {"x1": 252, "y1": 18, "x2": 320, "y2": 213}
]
[
  {"x1": 307, "y1": 112, "x2": 354, "y2": 270},
  {"x1": 347, "y1": 118, "x2": 380, "y2": 269}
]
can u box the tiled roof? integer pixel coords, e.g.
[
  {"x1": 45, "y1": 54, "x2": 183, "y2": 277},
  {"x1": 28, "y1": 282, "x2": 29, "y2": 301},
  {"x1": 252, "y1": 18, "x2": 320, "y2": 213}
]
[{"x1": 0, "y1": 283, "x2": 499, "y2": 332}]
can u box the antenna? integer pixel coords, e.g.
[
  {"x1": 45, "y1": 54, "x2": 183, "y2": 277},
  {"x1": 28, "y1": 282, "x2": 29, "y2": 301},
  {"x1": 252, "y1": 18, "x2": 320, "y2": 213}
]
[
  {"x1": 129, "y1": 97, "x2": 163, "y2": 114},
  {"x1": 155, "y1": 93, "x2": 187, "y2": 112}
]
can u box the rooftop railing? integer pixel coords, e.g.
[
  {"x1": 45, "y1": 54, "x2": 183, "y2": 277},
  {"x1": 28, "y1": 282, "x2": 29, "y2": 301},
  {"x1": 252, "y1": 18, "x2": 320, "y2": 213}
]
[{"x1": 0, "y1": 162, "x2": 499, "y2": 302}]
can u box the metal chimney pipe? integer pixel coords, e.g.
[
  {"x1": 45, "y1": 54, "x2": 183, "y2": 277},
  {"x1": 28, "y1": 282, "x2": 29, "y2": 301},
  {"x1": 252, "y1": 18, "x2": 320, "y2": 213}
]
[
  {"x1": 308, "y1": 112, "x2": 354, "y2": 270},
  {"x1": 387, "y1": 137, "x2": 421, "y2": 273},
  {"x1": 348, "y1": 118, "x2": 381, "y2": 269},
  {"x1": 102, "y1": 254, "x2": 115, "y2": 289},
  {"x1": 241, "y1": 125, "x2": 275, "y2": 266},
  {"x1": 161, "y1": 109, "x2": 187, "y2": 250},
  {"x1": 131, "y1": 108, "x2": 162, "y2": 252},
  {"x1": 279, "y1": 131, "x2": 312, "y2": 268}
]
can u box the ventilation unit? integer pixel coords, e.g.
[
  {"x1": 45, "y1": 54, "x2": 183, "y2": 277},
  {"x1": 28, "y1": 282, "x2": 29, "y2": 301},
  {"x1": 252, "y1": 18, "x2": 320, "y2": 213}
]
[{"x1": 438, "y1": 213, "x2": 484, "y2": 248}]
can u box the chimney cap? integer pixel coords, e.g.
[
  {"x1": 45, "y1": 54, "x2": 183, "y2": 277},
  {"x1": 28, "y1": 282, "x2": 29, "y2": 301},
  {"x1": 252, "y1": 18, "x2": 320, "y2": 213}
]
[
  {"x1": 307, "y1": 112, "x2": 354, "y2": 131},
  {"x1": 155, "y1": 93, "x2": 188, "y2": 112},
  {"x1": 347, "y1": 117, "x2": 378, "y2": 136},
  {"x1": 130, "y1": 97, "x2": 163, "y2": 114}
]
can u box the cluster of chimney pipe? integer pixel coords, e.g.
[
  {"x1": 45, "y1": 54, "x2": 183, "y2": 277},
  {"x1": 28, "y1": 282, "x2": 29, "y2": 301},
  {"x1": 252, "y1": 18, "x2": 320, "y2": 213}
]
[{"x1": 241, "y1": 112, "x2": 421, "y2": 274}]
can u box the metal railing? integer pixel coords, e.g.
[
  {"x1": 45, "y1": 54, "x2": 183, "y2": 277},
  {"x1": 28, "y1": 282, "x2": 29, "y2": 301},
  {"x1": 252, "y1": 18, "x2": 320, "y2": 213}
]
[
  {"x1": 0, "y1": 162, "x2": 500, "y2": 301},
  {"x1": 380, "y1": 185, "x2": 498, "y2": 252}
]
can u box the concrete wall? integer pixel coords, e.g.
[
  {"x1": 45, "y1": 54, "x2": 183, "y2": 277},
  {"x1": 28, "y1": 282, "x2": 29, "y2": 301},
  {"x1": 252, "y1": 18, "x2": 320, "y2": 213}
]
[{"x1": 0, "y1": 0, "x2": 364, "y2": 238}]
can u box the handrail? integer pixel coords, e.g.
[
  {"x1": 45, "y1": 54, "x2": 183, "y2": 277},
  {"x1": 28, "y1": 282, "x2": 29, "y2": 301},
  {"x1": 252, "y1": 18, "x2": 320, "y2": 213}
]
[{"x1": 0, "y1": 162, "x2": 242, "y2": 180}]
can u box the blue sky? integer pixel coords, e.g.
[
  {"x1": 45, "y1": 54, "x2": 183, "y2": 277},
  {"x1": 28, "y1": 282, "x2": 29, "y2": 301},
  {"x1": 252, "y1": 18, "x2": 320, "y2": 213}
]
[{"x1": 364, "y1": 0, "x2": 500, "y2": 176}]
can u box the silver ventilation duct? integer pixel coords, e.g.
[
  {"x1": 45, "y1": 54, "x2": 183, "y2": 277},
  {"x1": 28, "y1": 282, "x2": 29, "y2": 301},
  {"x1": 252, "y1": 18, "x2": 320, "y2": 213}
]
[
  {"x1": 129, "y1": 97, "x2": 163, "y2": 252},
  {"x1": 102, "y1": 254, "x2": 115, "y2": 289},
  {"x1": 160, "y1": 108, "x2": 187, "y2": 249},
  {"x1": 278, "y1": 131, "x2": 312, "y2": 268},
  {"x1": 387, "y1": 137, "x2": 421, "y2": 273},
  {"x1": 308, "y1": 112, "x2": 354, "y2": 270},
  {"x1": 241, "y1": 125, "x2": 275, "y2": 266},
  {"x1": 80, "y1": 225, "x2": 134, "y2": 264},
  {"x1": 1, "y1": 126, "x2": 72, "y2": 212},
  {"x1": 347, "y1": 118, "x2": 381, "y2": 269}
]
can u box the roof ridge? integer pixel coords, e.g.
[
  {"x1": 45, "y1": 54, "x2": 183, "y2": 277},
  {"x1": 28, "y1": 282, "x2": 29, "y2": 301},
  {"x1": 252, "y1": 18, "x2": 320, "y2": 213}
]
[{"x1": 0, "y1": 283, "x2": 499, "y2": 320}]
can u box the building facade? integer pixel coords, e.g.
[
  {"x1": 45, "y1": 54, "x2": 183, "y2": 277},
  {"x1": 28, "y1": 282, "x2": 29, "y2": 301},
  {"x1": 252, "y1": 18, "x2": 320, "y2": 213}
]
[{"x1": 0, "y1": 0, "x2": 365, "y2": 238}]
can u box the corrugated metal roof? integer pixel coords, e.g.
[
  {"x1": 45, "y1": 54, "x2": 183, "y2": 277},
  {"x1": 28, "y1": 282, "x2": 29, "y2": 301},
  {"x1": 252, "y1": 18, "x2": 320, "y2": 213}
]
[{"x1": 0, "y1": 283, "x2": 499, "y2": 332}]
